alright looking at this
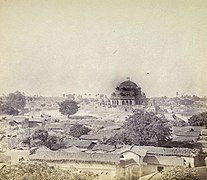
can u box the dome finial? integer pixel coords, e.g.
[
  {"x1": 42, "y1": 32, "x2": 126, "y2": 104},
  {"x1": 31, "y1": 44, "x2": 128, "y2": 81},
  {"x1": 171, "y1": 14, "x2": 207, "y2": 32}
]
[{"x1": 126, "y1": 77, "x2": 130, "y2": 81}]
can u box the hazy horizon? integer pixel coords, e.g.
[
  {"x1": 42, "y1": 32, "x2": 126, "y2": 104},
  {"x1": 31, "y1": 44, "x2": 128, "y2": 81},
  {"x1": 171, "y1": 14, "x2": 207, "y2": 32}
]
[{"x1": 1, "y1": 0, "x2": 207, "y2": 98}]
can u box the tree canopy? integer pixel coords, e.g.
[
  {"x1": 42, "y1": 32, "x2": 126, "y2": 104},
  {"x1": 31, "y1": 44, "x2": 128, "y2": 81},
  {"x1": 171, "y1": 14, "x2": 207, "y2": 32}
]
[
  {"x1": 107, "y1": 111, "x2": 172, "y2": 146},
  {"x1": 188, "y1": 112, "x2": 207, "y2": 127},
  {"x1": 59, "y1": 100, "x2": 79, "y2": 118},
  {"x1": 23, "y1": 128, "x2": 66, "y2": 150},
  {"x1": 6, "y1": 91, "x2": 26, "y2": 110},
  {"x1": 69, "y1": 124, "x2": 91, "y2": 138},
  {"x1": 0, "y1": 101, "x2": 19, "y2": 115},
  {"x1": 0, "y1": 91, "x2": 26, "y2": 115}
]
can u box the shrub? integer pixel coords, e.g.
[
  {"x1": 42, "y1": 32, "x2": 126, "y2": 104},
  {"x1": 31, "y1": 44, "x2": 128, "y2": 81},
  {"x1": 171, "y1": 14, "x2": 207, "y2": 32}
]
[
  {"x1": 188, "y1": 112, "x2": 207, "y2": 126},
  {"x1": 69, "y1": 124, "x2": 91, "y2": 138},
  {"x1": 161, "y1": 167, "x2": 200, "y2": 180},
  {"x1": 0, "y1": 162, "x2": 97, "y2": 180}
]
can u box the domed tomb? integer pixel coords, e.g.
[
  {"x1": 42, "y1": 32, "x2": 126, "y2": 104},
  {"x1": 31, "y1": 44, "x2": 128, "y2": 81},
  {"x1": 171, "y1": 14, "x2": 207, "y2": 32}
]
[{"x1": 111, "y1": 78, "x2": 146, "y2": 106}]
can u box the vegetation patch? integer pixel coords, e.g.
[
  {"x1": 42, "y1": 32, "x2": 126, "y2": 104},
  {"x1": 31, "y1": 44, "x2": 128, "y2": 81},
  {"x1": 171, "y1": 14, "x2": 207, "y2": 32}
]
[{"x1": 0, "y1": 162, "x2": 97, "y2": 180}]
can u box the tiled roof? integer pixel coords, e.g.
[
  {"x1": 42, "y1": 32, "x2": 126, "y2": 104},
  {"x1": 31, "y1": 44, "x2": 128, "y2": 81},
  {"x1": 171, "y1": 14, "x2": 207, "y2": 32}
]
[
  {"x1": 143, "y1": 155, "x2": 184, "y2": 166},
  {"x1": 130, "y1": 146, "x2": 147, "y2": 157},
  {"x1": 92, "y1": 144, "x2": 115, "y2": 152},
  {"x1": 60, "y1": 146, "x2": 83, "y2": 153},
  {"x1": 64, "y1": 139, "x2": 93, "y2": 148},
  {"x1": 80, "y1": 130, "x2": 118, "y2": 141},
  {"x1": 29, "y1": 118, "x2": 45, "y2": 123},
  {"x1": 137, "y1": 146, "x2": 199, "y2": 157},
  {"x1": 172, "y1": 136, "x2": 198, "y2": 142},
  {"x1": 29, "y1": 151, "x2": 121, "y2": 164},
  {"x1": 36, "y1": 146, "x2": 52, "y2": 152},
  {"x1": 111, "y1": 145, "x2": 132, "y2": 154}
]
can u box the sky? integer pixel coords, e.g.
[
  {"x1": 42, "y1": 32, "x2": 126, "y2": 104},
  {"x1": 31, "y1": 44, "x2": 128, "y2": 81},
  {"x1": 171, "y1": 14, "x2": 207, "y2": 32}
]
[{"x1": 0, "y1": 0, "x2": 207, "y2": 97}]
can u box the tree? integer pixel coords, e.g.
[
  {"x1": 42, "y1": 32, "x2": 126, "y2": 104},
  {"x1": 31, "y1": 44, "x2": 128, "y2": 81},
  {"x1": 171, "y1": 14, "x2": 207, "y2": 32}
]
[
  {"x1": 46, "y1": 134, "x2": 66, "y2": 150},
  {"x1": 59, "y1": 100, "x2": 79, "y2": 118},
  {"x1": 23, "y1": 128, "x2": 65, "y2": 150},
  {"x1": 0, "y1": 91, "x2": 26, "y2": 115},
  {"x1": 6, "y1": 91, "x2": 26, "y2": 111},
  {"x1": 32, "y1": 129, "x2": 48, "y2": 143},
  {"x1": 188, "y1": 112, "x2": 207, "y2": 127},
  {"x1": 110, "y1": 111, "x2": 172, "y2": 146},
  {"x1": 0, "y1": 101, "x2": 19, "y2": 115},
  {"x1": 69, "y1": 124, "x2": 91, "y2": 138},
  {"x1": 106, "y1": 131, "x2": 132, "y2": 146}
]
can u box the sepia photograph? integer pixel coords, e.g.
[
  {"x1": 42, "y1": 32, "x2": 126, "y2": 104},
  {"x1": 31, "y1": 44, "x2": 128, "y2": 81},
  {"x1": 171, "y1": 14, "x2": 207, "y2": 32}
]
[{"x1": 0, "y1": 0, "x2": 207, "y2": 179}]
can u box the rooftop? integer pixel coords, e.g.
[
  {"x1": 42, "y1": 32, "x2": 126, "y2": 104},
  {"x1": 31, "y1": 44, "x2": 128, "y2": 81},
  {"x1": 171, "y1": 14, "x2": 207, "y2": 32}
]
[
  {"x1": 29, "y1": 151, "x2": 121, "y2": 164},
  {"x1": 143, "y1": 155, "x2": 184, "y2": 166},
  {"x1": 201, "y1": 129, "x2": 207, "y2": 136},
  {"x1": 92, "y1": 144, "x2": 115, "y2": 152},
  {"x1": 136, "y1": 146, "x2": 200, "y2": 157},
  {"x1": 80, "y1": 129, "x2": 119, "y2": 141},
  {"x1": 119, "y1": 80, "x2": 138, "y2": 89},
  {"x1": 64, "y1": 139, "x2": 93, "y2": 148}
]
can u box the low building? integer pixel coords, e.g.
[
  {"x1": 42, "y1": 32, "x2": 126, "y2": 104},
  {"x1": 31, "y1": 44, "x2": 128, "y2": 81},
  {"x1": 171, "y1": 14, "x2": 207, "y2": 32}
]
[
  {"x1": 139, "y1": 146, "x2": 200, "y2": 175},
  {"x1": 29, "y1": 151, "x2": 121, "y2": 180},
  {"x1": 28, "y1": 144, "x2": 201, "y2": 180}
]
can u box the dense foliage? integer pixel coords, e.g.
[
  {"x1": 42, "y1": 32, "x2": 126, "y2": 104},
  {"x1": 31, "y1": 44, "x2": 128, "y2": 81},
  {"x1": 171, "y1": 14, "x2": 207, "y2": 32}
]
[
  {"x1": 23, "y1": 128, "x2": 66, "y2": 150},
  {"x1": 6, "y1": 91, "x2": 26, "y2": 110},
  {"x1": 0, "y1": 91, "x2": 26, "y2": 115},
  {"x1": 0, "y1": 101, "x2": 19, "y2": 115},
  {"x1": 69, "y1": 124, "x2": 91, "y2": 138},
  {"x1": 0, "y1": 162, "x2": 97, "y2": 180},
  {"x1": 107, "y1": 111, "x2": 172, "y2": 146},
  {"x1": 59, "y1": 100, "x2": 79, "y2": 118},
  {"x1": 161, "y1": 167, "x2": 200, "y2": 180},
  {"x1": 188, "y1": 112, "x2": 207, "y2": 127}
]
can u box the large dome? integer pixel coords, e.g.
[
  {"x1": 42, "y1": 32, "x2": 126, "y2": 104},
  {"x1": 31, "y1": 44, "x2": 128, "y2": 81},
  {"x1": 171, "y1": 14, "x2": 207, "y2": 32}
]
[{"x1": 119, "y1": 80, "x2": 138, "y2": 89}]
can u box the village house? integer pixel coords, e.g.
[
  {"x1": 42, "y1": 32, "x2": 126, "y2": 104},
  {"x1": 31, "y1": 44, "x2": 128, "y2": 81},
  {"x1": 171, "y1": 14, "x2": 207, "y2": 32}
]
[
  {"x1": 110, "y1": 145, "x2": 200, "y2": 177},
  {"x1": 29, "y1": 150, "x2": 121, "y2": 180},
  {"x1": 7, "y1": 116, "x2": 45, "y2": 130},
  {"x1": 137, "y1": 146, "x2": 200, "y2": 175},
  {"x1": 26, "y1": 143, "x2": 201, "y2": 180}
]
